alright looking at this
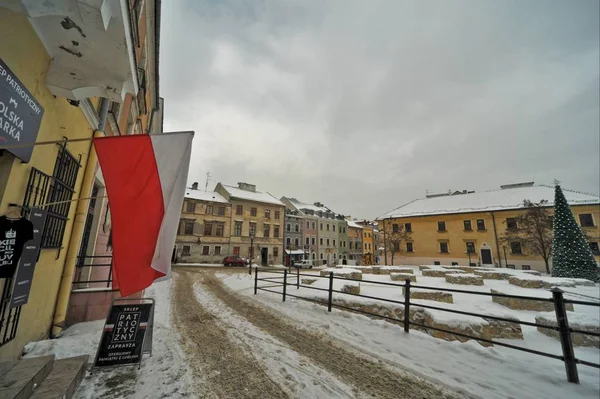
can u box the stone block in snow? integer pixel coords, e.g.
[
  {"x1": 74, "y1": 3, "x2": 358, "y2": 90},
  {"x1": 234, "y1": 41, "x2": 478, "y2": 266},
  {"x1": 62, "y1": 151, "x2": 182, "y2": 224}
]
[
  {"x1": 319, "y1": 268, "x2": 362, "y2": 280},
  {"x1": 422, "y1": 268, "x2": 465, "y2": 278},
  {"x1": 390, "y1": 273, "x2": 416, "y2": 282},
  {"x1": 445, "y1": 273, "x2": 484, "y2": 286},
  {"x1": 508, "y1": 275, "x2": 544, "y2": 288},
  {"x1": 535, "y1": 311, "x2": 599, "y2": 348},
  {"x1": 490, "y1": 289, "x2": 574, "y2": 312}
]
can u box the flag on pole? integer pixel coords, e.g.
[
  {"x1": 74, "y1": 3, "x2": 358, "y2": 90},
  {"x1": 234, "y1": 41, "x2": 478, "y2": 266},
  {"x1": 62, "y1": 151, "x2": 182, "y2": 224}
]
[{"x1": 93, "y1": 132, "x2": 194, "y2": 297}]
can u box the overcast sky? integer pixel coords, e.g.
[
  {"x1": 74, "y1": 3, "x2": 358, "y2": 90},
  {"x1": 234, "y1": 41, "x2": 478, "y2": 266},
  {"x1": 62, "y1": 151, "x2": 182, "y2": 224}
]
[{"x1": 160, "y1": 0, "x2": 600, "y2": 219}]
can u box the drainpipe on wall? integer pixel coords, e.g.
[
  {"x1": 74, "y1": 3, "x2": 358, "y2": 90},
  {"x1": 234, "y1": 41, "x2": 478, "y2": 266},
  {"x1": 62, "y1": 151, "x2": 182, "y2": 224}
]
[
  {"x1": 491, "y1": 211, "x2": 502, "y2": 268},
  {"x1": 51, "y1": 98, "x2": 109, "y2": 337}
]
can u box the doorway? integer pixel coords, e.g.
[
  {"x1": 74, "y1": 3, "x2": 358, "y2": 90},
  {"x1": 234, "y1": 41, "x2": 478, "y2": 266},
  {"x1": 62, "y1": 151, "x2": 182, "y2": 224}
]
[
  {"x1": 261, "y1": 247, "x2": 268, "y2": 266},
  {"x1": 481, "y1": 248, "x2": 493, "y2": 265}
]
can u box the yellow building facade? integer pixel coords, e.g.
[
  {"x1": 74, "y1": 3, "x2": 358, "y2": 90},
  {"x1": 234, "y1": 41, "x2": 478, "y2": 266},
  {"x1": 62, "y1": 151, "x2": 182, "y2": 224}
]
[
  {"x1": 215, "y1": 183, "x2": 285, "y2": 266},
  {"x1": 361, "y1": 224, "x2": 375, "y2": 265},
  {"x1": 0, "y1": 1, "x2": 160, "y2": 360},
  {"x1": 377, "y1": 185, "x2": 600, "y2": 272}
]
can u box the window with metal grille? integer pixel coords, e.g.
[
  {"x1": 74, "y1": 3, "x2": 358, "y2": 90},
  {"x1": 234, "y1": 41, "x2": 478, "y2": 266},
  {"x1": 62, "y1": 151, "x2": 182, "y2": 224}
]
[
  {"x1": 23, "y1": 143, "x2": 80, "y2": 249},
  {"x1": 0, "y1": 278, "x2": 20, "y2": 347},
  {"x1": 182, "y1": 245, "x2": 191, "y2": 256},
  {"x1": 214, "y1": 246, "x2": 222, "y2": 255},
  {"x1": 202, "y1": 246, "x2": 209, "y2": 255}
]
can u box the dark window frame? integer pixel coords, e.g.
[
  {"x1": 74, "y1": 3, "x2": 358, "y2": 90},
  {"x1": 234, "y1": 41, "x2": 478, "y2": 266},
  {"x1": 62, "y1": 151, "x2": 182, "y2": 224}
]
[
  {"x1": 476, "y1": 219, "x2": 486, "y2": 231},
  {"x1": 510, "y1": 241, "x2": 523, "y2": 255},
  {"x1": 463, "y1": 220, "x2": 472, "y2": 231},
  {"x1": 579, "y1": 214, "x2": 594, "y2": 227},
  {"x1": 440, "y1": 242, "x2": 449, "y2": 253},
  {"x1": 438, "y1": 221, "x2": 446, "y2": 232}
]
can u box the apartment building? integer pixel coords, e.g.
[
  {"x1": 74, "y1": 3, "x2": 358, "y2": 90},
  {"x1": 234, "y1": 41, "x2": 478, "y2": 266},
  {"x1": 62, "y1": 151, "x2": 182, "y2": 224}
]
[
  {"x1": 284, "y1": 209, "x2": 305, "y2": 265},
  {"x1": 376, "y1": 183, "x2": 600, "y2": 272},
  {"x1": 301, "y1": 213, "x2": 319, "y2": 262},
  {"x1": 347, "y1": 220, "x2": 364, "y2": 263},
  {"x1": 357, "y1": 221, "x2": 375, "y2": 265},
  {"x1": 281, "y1": 197, "x2": 345, "y2": 265},
  {"x1": 216, "y1": 183, "x2": 285, "y2": 266},
  {"x1": 338, "y1": 218, "x2": 349, "y2": 261},
  {"x1": 0, "y1": 0, "x2": 162, "y2": 359},
  {"x1": 175, "y1": 185, "x2": 232, "y2": 263}
]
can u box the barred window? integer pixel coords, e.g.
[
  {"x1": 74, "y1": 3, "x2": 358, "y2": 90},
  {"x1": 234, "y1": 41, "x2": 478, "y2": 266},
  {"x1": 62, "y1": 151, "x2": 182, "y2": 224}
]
[{"x1": 23, "y1": 143, "x2": 80, "y2": 248}]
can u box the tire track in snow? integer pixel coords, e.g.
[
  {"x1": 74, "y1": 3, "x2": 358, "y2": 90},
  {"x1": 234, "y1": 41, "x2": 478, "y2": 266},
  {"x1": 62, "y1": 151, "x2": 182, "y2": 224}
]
[
  {"x1": 192, "y1": 274, "x2": 360, "y2": 398},
  {"x1": 195, "y1": 270, "x2": 460, "y2": 399},
  {"x1": 172, "y1": 271, "x2": 288, "y2": 398}
]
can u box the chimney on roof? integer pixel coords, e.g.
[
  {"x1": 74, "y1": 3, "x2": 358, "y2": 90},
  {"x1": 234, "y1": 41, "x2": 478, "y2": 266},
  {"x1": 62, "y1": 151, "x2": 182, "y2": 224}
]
[
  {"x1": 500, "y1": 182, "x2": 535, "y2": 190},
  {"x1": 238, "y1": 182, "x2": 256, "y2": 192},
  {"x1": 191, "y1": 182, "x2": 198, "y2": 190},
  {"x1": 314, "y1": 202, "x2": 323, "y2": 207}
]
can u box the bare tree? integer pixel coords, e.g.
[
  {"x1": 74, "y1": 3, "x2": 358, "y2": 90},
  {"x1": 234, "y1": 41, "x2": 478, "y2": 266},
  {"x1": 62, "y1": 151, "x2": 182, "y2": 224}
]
[
  {"x1": 500, "y1": 200, "x2": 553, "y2": 273},
  {"x1": 381, "y1": 220, "x2": 412, "y2": 265}
]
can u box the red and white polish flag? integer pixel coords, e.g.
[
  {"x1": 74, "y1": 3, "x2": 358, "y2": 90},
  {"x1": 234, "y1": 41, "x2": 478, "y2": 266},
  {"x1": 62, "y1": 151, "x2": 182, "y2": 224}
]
[{"x1": 93, "y1": 132, "x2": 194, "y2": 297}]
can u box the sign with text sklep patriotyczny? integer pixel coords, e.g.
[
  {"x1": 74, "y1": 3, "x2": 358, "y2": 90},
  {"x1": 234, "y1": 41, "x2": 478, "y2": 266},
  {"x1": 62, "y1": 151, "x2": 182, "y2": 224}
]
[
  {"x1": 94, "y1": 299, "x2": 154, "y2": 368},
  {"x1": 0, "y1": 58, "x2": 44, "y2": 162}
]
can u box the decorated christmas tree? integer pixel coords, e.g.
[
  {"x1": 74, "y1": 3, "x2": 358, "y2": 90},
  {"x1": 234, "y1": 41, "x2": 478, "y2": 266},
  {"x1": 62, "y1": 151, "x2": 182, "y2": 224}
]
[{"x1": 551, "y1": 184, "x2": 600, "y2": 282}]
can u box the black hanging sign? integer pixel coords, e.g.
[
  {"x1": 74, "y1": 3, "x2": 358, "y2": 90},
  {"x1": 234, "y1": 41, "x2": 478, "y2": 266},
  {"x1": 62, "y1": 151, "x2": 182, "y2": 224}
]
[
  {"x1": 94, "y1": 298, "x2": 155, "y2": 368},
  {"x1": 0, "y1": 58, "x2": 45, "y2": 163},
  {"x1": 10, "y1": 208, "x2": 47, "y2": 309}
]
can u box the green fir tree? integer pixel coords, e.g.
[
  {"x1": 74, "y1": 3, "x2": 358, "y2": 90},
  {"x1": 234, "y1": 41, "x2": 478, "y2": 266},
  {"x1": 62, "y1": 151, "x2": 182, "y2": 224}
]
[{"x1": 551, "y1": 184, "x2": 600, "y2": 282}]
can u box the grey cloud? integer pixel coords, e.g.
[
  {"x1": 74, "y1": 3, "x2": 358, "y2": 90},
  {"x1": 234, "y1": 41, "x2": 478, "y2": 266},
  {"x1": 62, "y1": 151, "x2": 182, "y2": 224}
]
[{"x1": 160, "y1": 0, "x2": 600, "y2": 219}]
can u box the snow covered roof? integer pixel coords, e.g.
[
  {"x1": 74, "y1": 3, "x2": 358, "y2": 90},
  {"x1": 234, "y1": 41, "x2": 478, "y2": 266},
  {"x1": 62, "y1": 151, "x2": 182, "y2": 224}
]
[
  {"x1": 185, "y1": 190, "x2": 229, "y2": 204},
  {"x1": 381, "y1": 185, "x2": 600, "y2": 219},
  {"x1": 221, "y1": 184, "x2": 284, "y2": 206},
  {"x1": 346, "y1": 220, "x2": 364, "y2": 229},
  {"x1": 287, "y1": 198, "x2": 331, "y2": 213}
]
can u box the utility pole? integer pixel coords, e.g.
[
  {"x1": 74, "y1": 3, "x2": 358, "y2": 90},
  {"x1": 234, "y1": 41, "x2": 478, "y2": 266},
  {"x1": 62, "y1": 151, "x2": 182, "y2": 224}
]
[{"x1": 204, "y1": 171, "x2": 211, "y2": 192}]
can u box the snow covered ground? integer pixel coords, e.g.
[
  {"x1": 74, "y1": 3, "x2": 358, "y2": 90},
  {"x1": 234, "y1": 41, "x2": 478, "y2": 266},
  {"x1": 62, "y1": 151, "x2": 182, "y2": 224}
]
[
  {"x1": 23, "y1": 280, "x2": 194, "y2": 399},
  {"x1": 221, "y1": 267, "x2": 600, "y2": 399}
]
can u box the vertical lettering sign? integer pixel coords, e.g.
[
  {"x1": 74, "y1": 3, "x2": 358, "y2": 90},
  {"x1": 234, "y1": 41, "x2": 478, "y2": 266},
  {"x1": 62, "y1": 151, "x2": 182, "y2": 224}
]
[
  {"x1": 95, "y1": 303, "x2": 154, "y2": 367},
  {"x1": 0, "y1": 58, "x2": 44, "y2": 163},
  {"x1": 10, "y1": 208, "x2": 47, "y2": 309}
]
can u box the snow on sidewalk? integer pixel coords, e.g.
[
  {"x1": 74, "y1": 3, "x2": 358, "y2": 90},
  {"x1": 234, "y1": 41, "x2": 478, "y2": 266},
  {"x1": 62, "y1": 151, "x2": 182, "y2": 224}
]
[
  {"x1": 23, "y1": 280, "x2": 194, "y2": 399},
  {"x1": 192, "y1": 280, "x2": 357, "y2": 398},
  {"x1": 220, "y1": 273, "x2": 600, "y2": 399}
]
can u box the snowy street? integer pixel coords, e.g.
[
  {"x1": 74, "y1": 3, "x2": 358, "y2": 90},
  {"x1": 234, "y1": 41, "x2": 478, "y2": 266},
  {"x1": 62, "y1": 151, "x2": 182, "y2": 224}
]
[{"x1": 23, "y1": 266, "x2": 600, "y2": 399}]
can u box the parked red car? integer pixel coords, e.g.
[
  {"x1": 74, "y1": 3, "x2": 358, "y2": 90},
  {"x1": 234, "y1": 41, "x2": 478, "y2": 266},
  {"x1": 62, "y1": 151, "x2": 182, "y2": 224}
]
[{"x1": 223, "y1": 256, "x2": 248, "y2": 267}]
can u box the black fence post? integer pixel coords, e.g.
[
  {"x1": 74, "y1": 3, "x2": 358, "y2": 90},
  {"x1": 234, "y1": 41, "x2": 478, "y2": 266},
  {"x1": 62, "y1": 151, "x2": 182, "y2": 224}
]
[
  {"x1": 283, "y1": 270, "x2": 287, "y2": 302},
  {"x1": 404, "y1": 279, "x2": 411, "y2": 333},
  {"x1": 327, "y1": 272, "x2": 334, "y2": 312},
  {"x1": 551, "y1": 288, "x2": 579, "y2": 383},
  {"x1": 253, "y1": 267, "x2": 258, "y2": 295},
  {"x1": 297, "y1": 267, "x2": 300, "y2": 289}
]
